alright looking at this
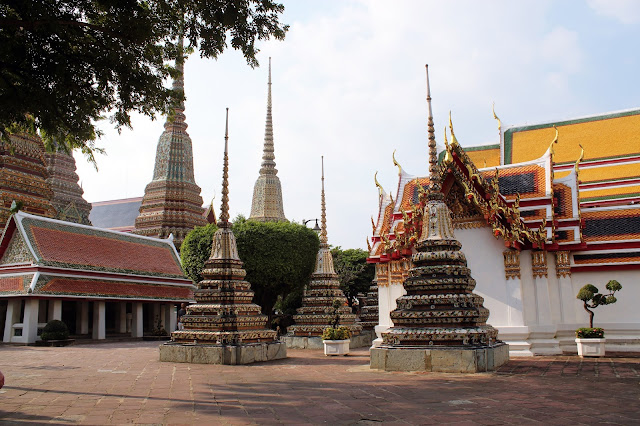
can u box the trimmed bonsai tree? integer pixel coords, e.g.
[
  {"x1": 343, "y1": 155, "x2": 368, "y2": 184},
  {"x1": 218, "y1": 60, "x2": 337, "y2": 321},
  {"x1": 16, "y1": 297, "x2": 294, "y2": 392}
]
[
  {"x1": 321, "y1": 299, "x2": 351, "y2": 341},
  {"x1": 576, "y1": 280, "x2": 622, "y2": 337},
  {"x1": 40, "y1": 320, "x2": 70, "y2": 341}
]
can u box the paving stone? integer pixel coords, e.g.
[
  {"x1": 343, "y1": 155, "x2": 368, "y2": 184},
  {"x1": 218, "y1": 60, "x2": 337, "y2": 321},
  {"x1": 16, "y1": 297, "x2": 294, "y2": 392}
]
[{"x1": 0, "y1": 342, "x2": 638, "y2": 424}]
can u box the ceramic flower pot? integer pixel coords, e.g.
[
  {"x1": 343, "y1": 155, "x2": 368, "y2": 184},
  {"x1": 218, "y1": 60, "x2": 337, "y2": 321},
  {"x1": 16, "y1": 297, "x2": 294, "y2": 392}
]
[
  {"x1": 323, "y1": 339, "x2": 350, "y2": 356},
  {"x1": 575, "y1": 337, "x2": 606, "y2": 357}
]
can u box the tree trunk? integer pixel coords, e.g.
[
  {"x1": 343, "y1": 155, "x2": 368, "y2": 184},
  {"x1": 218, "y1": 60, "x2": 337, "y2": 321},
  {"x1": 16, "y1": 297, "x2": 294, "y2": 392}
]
[{"x1": 583, "y1": 302, "x2": 595, "y2": 328}]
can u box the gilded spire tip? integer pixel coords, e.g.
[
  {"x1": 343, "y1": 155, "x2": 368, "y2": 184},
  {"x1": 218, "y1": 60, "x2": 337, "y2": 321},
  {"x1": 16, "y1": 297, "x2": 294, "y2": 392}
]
[
  {"x1": 320, "y1": 156, "x2": 328, "y2": 244},
  {"x1": 219, "y1": 108, "x2": 230, "y2": 226}
]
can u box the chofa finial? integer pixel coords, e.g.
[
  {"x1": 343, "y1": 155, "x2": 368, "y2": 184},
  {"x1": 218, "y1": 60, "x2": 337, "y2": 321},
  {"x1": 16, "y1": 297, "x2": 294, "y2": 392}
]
[
  {"x1": 374, "y1": 171, "x2": 384, "y2": 196},
  {"x1": 392, "y1": 149, "x2": 402, "y2": 174},
  {"x1": 547, "y1": 126, "x2": 559, "y2": 155},
  {"x1": 492, "y1": 102, "x2": 502, "y2": 132}
]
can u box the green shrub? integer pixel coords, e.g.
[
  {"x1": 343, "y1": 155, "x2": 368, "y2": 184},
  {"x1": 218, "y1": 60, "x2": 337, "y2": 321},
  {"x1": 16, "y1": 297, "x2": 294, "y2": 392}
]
[
  {"x1": 576, "y1": 280, "x2": 622, "y2": 329},
  {"x1": 576, "y1": 327, "x2": 604, "y2": 339},
  {"x1": 40, "y1": 320, "x2": 69, "y2": 341},
  {"x1": 321, "y1": 326, "x2": 351, "y2": 341}
]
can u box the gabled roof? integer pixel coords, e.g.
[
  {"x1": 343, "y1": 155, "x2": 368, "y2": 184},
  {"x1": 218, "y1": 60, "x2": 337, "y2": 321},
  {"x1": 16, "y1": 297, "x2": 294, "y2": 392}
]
[
  {"x1": 0, "y1": 212, "x2": 193, "y2": 301},
  {"x1": 2, "y1": 212, "x2": 183, "y2": 278}
]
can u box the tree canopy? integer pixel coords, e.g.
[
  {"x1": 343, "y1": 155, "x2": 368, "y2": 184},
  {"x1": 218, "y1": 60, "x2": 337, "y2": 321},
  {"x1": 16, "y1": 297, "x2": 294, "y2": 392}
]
[
  {"x1": 331, "y1": 247, "x2": 374, "y2": 308},
  {"x1": 180, "y1": 216, "x2": 319, "y2": 316},
  {"x1": 0, "y1": 1, "x2": 288, "y2": 160}
]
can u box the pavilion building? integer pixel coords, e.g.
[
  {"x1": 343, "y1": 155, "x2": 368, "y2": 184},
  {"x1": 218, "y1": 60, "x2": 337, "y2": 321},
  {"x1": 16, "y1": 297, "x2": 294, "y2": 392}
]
[
  {"x1": 45, "y1": 150, "x2": 92, "y2": 225},
  {"x1": 0, "y1": 132, "x2": 56, "y2": 230},
  {"x1": 134, "y1": 44, "x2": 207, "y2": 249},
  {"x1": 368, "y1": 102, "x2": 640, "y2": 356},
  {"x1": 0, "y1": 211, "x2": 194, "y2": 344},
  {"x1": 249, "y1": 58, "x2": 287, "y2": 223}
]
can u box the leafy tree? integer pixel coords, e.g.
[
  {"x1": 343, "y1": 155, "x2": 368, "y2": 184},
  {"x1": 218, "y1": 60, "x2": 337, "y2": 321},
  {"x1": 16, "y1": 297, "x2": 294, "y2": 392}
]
[
  {"x1": 233, "y1": 217, "x2": 319, "y2": 315},
  {"x1": 0, "y1": 1, "x2": 288, "y2": 159},
  {"x1": 576, "y1": 280, "x2": 622, "y2": 329},
  {"x1": 180, "y1": 222, "x2": 217, "y2": 283},
  {"x1": 180, "y1": 216, "x2": 319, "y2": 315},
  {"x1": 331, "y1": 247, "x2": 374, "y2": 308}
]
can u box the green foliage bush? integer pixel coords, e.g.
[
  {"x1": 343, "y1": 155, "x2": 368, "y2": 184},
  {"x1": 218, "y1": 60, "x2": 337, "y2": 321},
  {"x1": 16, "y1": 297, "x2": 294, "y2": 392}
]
[
  {"x1": 180, "y1": 216, "x2": 319, "y2": 315},
  {"x1": 331, "y1": 247, "x2": 374, "y2": 307},
  {"x1": 576, "y1": 280, "x2": 622, "y2": 329},
  {"x1": 576, "y1": 327, "x2": 604, "y2": 339},
  {"x1": 321, "y1": 326, "x2": 351, "y2": 341},
  {"x1": 40, "y1": 320, "x2": 69, "y2": 341},
  {"x1": 181, "y1": 223, "x2": 218, "y2": 283}
]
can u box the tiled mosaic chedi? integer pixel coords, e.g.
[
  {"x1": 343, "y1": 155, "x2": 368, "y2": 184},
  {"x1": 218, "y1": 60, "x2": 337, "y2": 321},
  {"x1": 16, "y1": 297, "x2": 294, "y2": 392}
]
[
  {"x1": 0, "y1": 132, "x2": 56, "y2": 230},
  {"x1": 45, "y1": 150, "x2": 92, "y2": 225},
  {"x1": 134, "y1": 49, "x2": 207, "y2": 249},
  {"x1": 249, "y1": 58, "x2": 287, "y2": 223}
]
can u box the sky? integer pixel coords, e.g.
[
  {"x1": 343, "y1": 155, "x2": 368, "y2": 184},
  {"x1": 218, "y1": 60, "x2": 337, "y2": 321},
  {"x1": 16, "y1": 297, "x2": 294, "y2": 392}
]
[{"x1": 75, "y1": 0, "x2": 640, "y2": 250}]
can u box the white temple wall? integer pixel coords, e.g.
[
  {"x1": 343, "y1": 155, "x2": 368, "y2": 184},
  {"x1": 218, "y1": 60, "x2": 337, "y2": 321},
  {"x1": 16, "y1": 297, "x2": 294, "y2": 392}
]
[
  {"x1": 456, "y1": 227, "x2": 511, "y2": 325},
  {"x1": 374, "y1": 224, "x2": 640, "y2": 355}
]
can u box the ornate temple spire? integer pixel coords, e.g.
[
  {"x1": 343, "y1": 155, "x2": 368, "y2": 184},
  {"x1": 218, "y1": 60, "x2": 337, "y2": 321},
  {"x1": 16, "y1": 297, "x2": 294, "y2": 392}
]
[
  {"x1": 45, "y1": 149, "x2": 92, "y2": 225},
  {"x1": 425, "y1": 64, "x2": 443, "y2": 200},
  {"x1": 249, "y1": 57, "x2": 287, "y2": 222},
  {"x1": 320, "y1": 155, "x2": 328, "y2": 245},
  {"x1": 164, "y1": 107, "x2": 285, "y2": 362},
  {"x1": 260, "y1": 57, "x2": 276, "y2": 176},
  {"x1": 219, "y1": 108, "x2": 230, "y2": 227},
  {"x1": 426, "y1": 64, "x2": 437, "y2": 178},
  {"x1": 373, "y1": 68, "x2": 504, "y2": 366},
  {"x1": 288, "y1": 155, "x2": 361, "y2": 338},
  {"x1": 134, "y1": 37, "x2": 206, "y2": 248}
]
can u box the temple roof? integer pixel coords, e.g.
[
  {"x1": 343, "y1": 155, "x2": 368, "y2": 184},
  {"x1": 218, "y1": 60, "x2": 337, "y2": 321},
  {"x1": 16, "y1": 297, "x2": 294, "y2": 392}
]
[
  {"x1": 2, "y1": 212, "x2": 184, "y2": 278},
  {"x1": 0, "y1": 212, "x2": 193, "y2": 301},
  {"x1": 368, "y1": 107, "x2": 640, "y2": 271}
]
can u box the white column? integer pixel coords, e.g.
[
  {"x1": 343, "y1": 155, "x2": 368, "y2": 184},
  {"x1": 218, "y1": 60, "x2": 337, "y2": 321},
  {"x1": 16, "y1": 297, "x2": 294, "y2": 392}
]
[
  {"x1": 79, "y1": 301, "x2": 89, "y2": 334},
  {"x1": 167, "y1": 304, "x2": 177, "y2": 333},
  {"x1": 118, "y1": 302, "x2": 127, "y2": 333},
  {"x1": 48, "y1": 300, "x2": 62, "y2": 321},
  {"x1": 131, "y1": 302, "x2": 143, "y2": 338},
  {"x1": 23, "y1": 298, "x2": 40, "y2": 344},
  {"x1": 92, "y1": 301, "x2": 106, "y2": 340},
  {"x1": 3, "y1": 299, "x2": 18, "y2": 343},
  {"x1": 533, "y1": 276, "x2": 553, "y2": 325},
  {"x1": 506, "y1": 277, "x2": 526, "y2": 327}
]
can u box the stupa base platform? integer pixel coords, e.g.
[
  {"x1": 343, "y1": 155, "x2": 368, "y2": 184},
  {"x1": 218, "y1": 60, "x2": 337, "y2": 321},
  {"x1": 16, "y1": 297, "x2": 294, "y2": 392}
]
[
  {"x1": 370, "y1": 343, "x2": 509, "y2": 373},
  {"x1": 284, "y1": 330, "x2": 374, "y2": 349},
  {"x1": 159, "y1": 341, "x2": 287, "y2": 365}
]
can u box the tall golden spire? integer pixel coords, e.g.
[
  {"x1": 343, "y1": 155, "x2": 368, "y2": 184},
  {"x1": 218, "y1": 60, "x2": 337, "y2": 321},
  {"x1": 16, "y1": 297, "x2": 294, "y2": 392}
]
[
  {"x1": 425, "y1": 64, "x2": 443, "y2": 200},
  {"x1": 249, "y1": 57, "x2": 287, "y2": 222},
  {"x1": 320, "y1": 155, "x2": 328, "y2": 245},
  {"x1": 219, "y1": 108, "x2": 230, "y2": 227}
]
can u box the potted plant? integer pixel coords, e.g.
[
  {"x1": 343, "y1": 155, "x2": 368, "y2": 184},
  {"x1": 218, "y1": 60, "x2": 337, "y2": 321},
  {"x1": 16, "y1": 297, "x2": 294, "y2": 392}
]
[
  {"x1": 144, "y1": 315, "x2": 170, "y2": 341},
  {"x1": 322, "y1": 299, "x2": 352, "y2": 356},
  {"x1": 37, "y1": 320, "x2": 74, "y2": 346},
  {"x1": 575, "y1": 280, "x2": 622, "y2": 357}
]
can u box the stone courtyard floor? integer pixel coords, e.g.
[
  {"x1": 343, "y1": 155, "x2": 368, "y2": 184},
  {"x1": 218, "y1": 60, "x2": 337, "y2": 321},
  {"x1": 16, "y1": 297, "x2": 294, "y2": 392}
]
[{"x1": 0, "y1": 342, "x2": 639, "y2": 425}]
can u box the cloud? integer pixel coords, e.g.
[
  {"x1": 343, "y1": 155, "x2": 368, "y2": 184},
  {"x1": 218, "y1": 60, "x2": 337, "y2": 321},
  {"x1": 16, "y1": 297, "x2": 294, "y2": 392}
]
[
  {"x1": 588, "y1": 0, "x2": 640, "y2": 24},
  {"x1": 75, "y1": 0, "x2": 635, "y2": 251}
]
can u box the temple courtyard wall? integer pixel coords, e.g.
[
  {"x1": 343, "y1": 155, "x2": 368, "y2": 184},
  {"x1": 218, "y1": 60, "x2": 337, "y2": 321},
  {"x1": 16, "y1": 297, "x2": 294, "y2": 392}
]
[{"x1": 376, "y1": 226, "x2": 640, "y2": 356}]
